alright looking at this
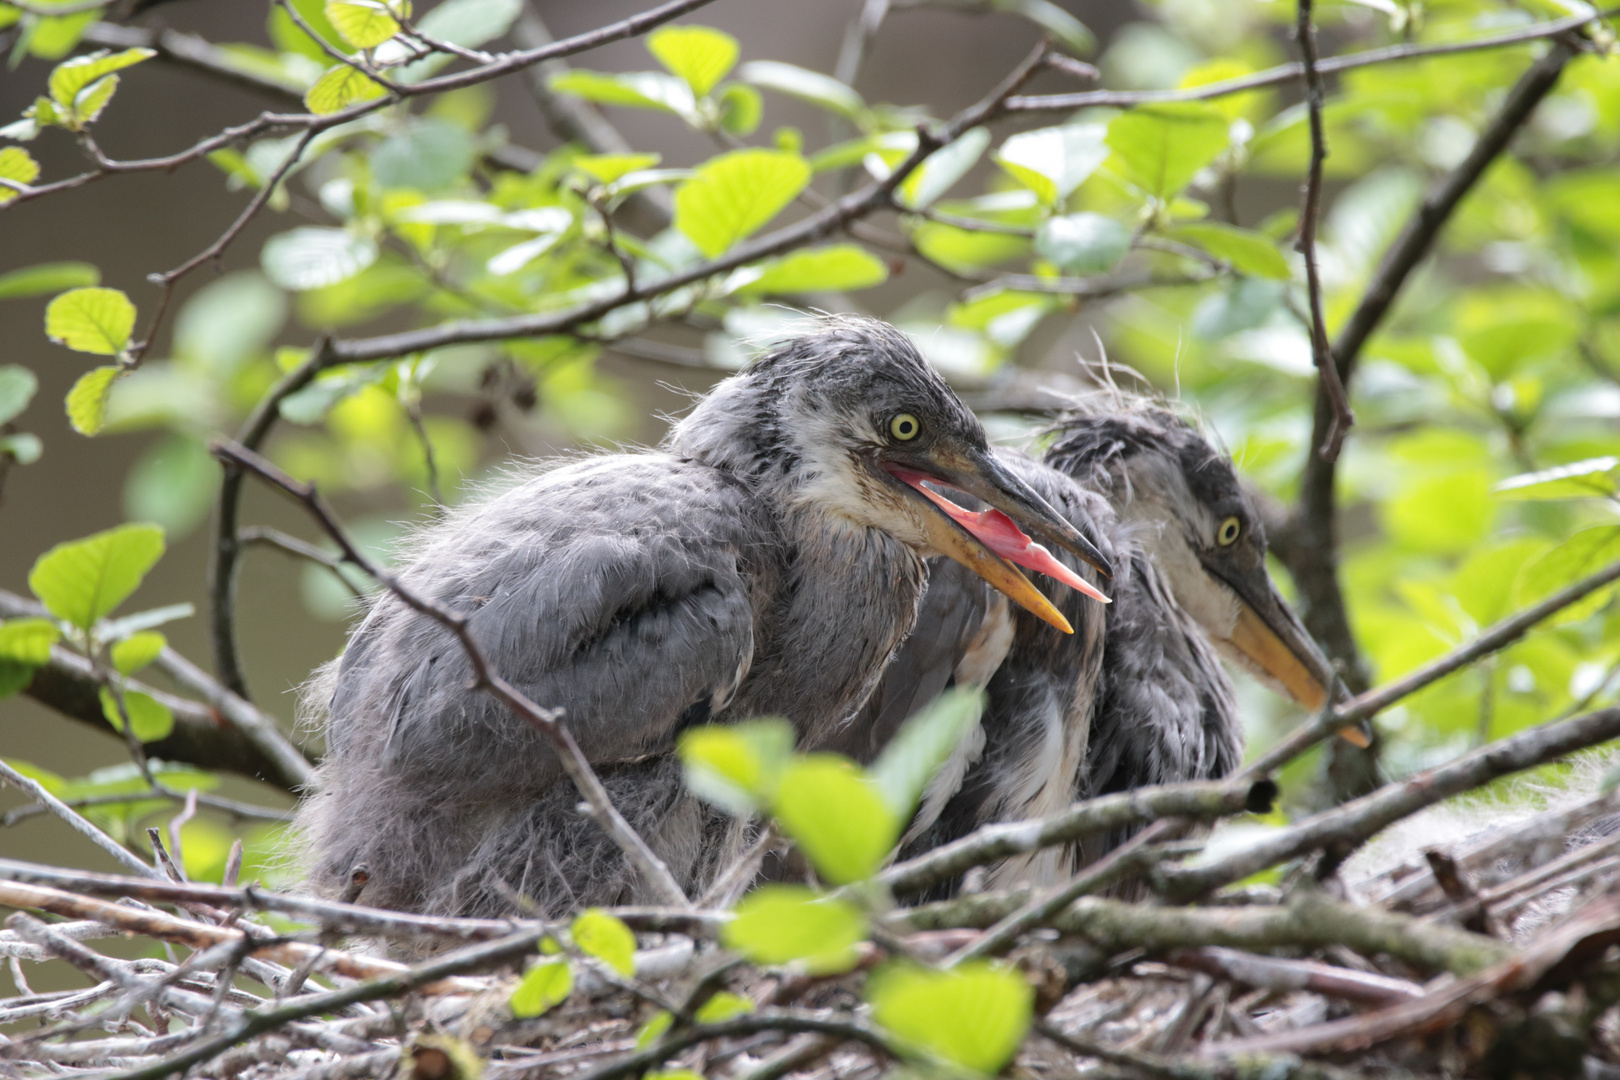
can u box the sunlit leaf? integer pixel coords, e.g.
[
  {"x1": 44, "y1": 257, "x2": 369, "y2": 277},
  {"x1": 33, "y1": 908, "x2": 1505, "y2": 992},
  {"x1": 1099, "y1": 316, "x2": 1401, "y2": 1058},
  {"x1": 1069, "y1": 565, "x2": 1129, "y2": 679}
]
[
  {"x1": 509, "y1": 959, "x2": 571, "y2": 1018},
  {"x1": 694, "y1": 991, "x2": 755, "y2": 1023},
  {"x1": 678, "y1": 718, "x2": 795, "y2": 814},
  {"x1": 718, "y1": 83, "x2": 762, "y2": 135},
  {"x1": 647, "y1": 24, "x2": 738, "y2": 96},
  {"x1": 571, "y1": 909, "x2": 636, "y2": 977},
  {"x1": 674, "y1": 149, "x2": 810, "y2": 257},
  {"x1": 868, "y1": 687, "x2": 984, "y2": 819},
  {"x1": 869, "y1": 962, "x2": 1033, "y2": 1073},
  {"x1": 0, "y1": 618, "x2": 60, "y2": 665},
  {"x1": 998, "y1": 0, "x2": 1094, "y2": 55},
  {"x1": 65, "y1": 366, "x2": 123, "y2": 436},
  {"x1": 771, "y1": 755, "x2": 897, "y2": 884},
  {"x1": 28, "y1": 522, "x2": 165, "y2": 630},
  {"x1": 900, "y1": 127, "x2": 989, "y2": 210},
  {"x1": 47, "y1": 47, "x2": 153, "y2": 109},
  {"x1": 1495, "y1": 457, "x2": 1620, "y2": 501},
  {"x1": 722, "y1": 885, "x2": 867, "y2": 973},
  {"x1": 1105, "y1": 104, "x2": 1230, "y2": 199},
  {"x1": 325, "y1": 0, "x2": 402, "y2": 49},
  {"x1": 735, "y1": 245, "x2": 888, "y2": 296},
  {"x1": 46, "y1": 288, "x2": 135, "y2": 355},
  {"x1": 546, "y1": 70, "x2": 695, "y2": 117},
  {"x1": 995, "y1": 124, "x2": 1107, "y2": 205},
  {"x1": 110, "y1": 630, "x2": 166, "y2": 675},
  {"x1": 98, "y1": 688, "x2": 175, "y2": 742},
  {"x1": 0, "y1": 434, "x2": 42, "y2": 465},
  {"x1": 304, "y1": 64, "x2": 387, "y2": 114},
  {"x1": 1381, "y1": 470, "x2": 1495, "y2": 555},
  {"x1": 1512, "y1": 526, "x2": 1620, "y2": 626},
  {"x1": 1171, "y1": 221, "x2": 1291, "y2": 279},
  {"x1": 573, "y1": 153, "x2": 662, "y2": 185}
]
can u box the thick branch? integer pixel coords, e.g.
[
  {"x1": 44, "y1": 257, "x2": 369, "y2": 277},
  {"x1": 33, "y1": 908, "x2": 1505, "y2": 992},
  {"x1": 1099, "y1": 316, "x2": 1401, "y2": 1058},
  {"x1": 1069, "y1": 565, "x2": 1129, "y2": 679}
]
[{"x1": 1157, "y1": 705, "x2": 1620, "y2": 901}]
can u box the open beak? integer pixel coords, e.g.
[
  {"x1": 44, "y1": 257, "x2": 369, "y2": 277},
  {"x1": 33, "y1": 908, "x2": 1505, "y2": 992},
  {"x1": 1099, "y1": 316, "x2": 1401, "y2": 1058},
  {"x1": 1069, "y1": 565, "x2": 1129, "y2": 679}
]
[
  {"x1": 1207, "y1": 560, "x2": 1370, "y2": 748},
  {"x1": 884, "y1": 450, "x2": 1112, "y2": 636}
]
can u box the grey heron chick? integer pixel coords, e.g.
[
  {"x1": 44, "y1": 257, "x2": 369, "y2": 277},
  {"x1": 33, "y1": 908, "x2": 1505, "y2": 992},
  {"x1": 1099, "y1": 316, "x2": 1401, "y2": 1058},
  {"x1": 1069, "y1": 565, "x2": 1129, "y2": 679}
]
[
  {"x1": 847, "y1": 395, "x2": 1336, "y2": 892},
  {"x1": 295, "y1": 317, "x2": 1111, "y2": 917}
]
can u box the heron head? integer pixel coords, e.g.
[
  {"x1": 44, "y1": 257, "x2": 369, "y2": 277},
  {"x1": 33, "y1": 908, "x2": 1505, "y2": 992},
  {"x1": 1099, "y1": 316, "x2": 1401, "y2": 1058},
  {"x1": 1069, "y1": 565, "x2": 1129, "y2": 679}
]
[
  {"x1": 1047, "y1": 402, "x2": 1335, "y2": 712},
  {"x1": 672, "y1": 317, "x2": 1111, "y2": 633}
]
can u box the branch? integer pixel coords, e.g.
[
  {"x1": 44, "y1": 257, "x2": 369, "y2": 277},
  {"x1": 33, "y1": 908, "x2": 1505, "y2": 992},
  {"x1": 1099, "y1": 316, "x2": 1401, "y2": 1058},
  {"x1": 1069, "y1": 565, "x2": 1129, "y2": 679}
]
[
  {"x1": 1156, "y1": 705, "x2": 1620, "y2": 901},
  {"x1": 905, "y1": 888, "x2": 1511, "y2": 978},
  {"x1": 0, "y1": 762, "x2": 157, "y2": 879},
  {"x1": 1293, "y1": 0, "x2": 1353, "y2": 461},
  {"x1": 210, "y1": 438, "x2": 692, "y2": 910},
  {"x1": 877, "y1": 777, "x2": 1275, "y2": 896},
  {"x1": 1168, "y1": 946, "x2": 1424, "y2": 1005},
  {"x1": 1002, "y1": 10, "x2": 1607, "y2": 113},
  {"x1": 1289, "y1": 38, "x2": 1579, "y2": 706}
]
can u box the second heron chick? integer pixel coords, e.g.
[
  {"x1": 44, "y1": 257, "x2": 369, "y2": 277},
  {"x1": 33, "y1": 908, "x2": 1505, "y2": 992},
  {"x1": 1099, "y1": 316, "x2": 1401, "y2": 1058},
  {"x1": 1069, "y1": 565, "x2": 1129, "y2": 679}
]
[{"x1": 294, "y1": 317, "x2": 1110, "y2": 917}]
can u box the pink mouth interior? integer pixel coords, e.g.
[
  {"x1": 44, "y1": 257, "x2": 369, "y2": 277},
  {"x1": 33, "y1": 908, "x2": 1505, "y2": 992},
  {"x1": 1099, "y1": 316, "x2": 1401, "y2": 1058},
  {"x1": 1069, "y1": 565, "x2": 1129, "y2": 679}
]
[{"x1": 890, "y1": 467, "x2": 1111, "y2": 604}]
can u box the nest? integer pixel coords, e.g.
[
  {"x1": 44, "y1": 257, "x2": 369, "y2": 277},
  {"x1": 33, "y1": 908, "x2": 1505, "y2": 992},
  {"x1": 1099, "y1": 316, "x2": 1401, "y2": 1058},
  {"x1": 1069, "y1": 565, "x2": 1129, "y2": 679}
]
[{"x1": 4, "y1": 743, "x2": 1620, "y2": 1080}]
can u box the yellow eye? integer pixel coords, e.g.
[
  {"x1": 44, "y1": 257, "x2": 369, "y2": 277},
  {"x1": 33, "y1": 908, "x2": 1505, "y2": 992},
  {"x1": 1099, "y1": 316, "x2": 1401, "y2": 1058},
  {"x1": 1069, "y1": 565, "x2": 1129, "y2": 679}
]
[
  {"x1": 890, "y1": 413, "x2": 921, "y2": 441},
  {"x1": 1217, "y1": 516, "x2": 1242, "y2": 546}
]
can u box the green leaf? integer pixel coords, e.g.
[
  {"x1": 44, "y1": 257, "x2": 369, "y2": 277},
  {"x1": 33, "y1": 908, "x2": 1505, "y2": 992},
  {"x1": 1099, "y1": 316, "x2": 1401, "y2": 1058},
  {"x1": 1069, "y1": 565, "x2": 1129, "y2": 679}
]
[
  {"x1": 0, "y1": 618, "x2": 60, "y2": 665},
  {"x1": 675, "y1": 149, "x2": 810, "y2": 257},
  {"x1": 997, "y1": 0, "x2": 1094, "y2": 55},
  {"x1": 0, "y1": 262, "x2": 99, "y2": 300},
  {"x1": 304, "y1": 64, "x2": 387, "y2": 115},
  {"x1": 900, "y1": 127, "x2": 990, "y2": 210},
  {"x1": 573, "y1": 153, "x2": 662, "y2": 185},
  {"x1": 678, "y1": 718, "x2": 795, "y2": 815},
  {"x1": 0, "y1": 434, "x2": 42, "y2": 465},
  {"x1": 66, "y1": 366, "x2": 123, "y2": 436},
  {"x1": 647, "y1": 24, "x2": 738, "y2": 97},
  {"x1": 546, "y1": 70, "x2": 695, "y2": 116},
  {"x1": 1494, "y1": 457, "x2": 1620, "y2": 501},
  {"x1": 1381, "y1": 470, "x2": 1495, "y2": 555},
  {"x1": 571, "y1": 909, "x2": 635, "y2": 977},
  {"x1": 110, "y1": 631, "x2": 165, "y2": 675},
  {"x1": 410, "y1": 0, "x2": 519, "y2": 50},
  {"x1": 509, "y1": 959, "x2": 571, "y2": 1018},
  {"x1": 1170, "y1": 222, "x2": 1290, "y2": 279},
  {"x1": 1035, "y1": 213, "x2": 1131, "y2": 273},
  {"x1": 868, "y1": 687, "x2": 984, "y2": 820},
  {"x1": 722, "y1": 885, "x2": 867, "y2": 973},
  {"x1": 64, "y1": 74, "x2": 119, "y2": 129},
  {"x1": 693, "y1": 991, "x2": 755, "y2": 1023},
  {"x1": 261, "y1": 227, "x2": 380, "y2": 290},
  {"x1": 99, "y1": 688, "x2": 175, "y2": 742},
  {"x1": 718, "y1": 83, "x2": 762, "y2": 135},
  {"x1": 771, "y1": 755, "x2": 898, "y2": 884},
  {"x1": 45, "y1": 288, "x2": 135, "y2": 355},
  {"x1": 125, "y1": 436, "x2": 222, "y2": 537},
  {"x1": 738, "y1": 60, "x2": 864, "y2": 120},
  {"x1": 0, "y1": 366, "x2": 38, "y2": 426},
  {"x1": 994, "y1": 124, "x2": 1107, "y2": 205},
  {"x1": 635, "y1": 1011, "x2": 673, "y2": 1048},
  {"x1": 868, "y1": 962, "x2": 1033, "y2": 1073},
  {"x1": 47, "y1": 48, "x2": 154, "y2": 109},
  {"x1": 0, "y1": 661, "x2": 34, "y2": 700},
  {"x1": 372, "y1": 118, "x2": 476, "y2": 191},
  {"x1": 28, "y1": 522, "x2": 166, "y2": 631},
  {"x1": 174, "y1": 272, "x2": 287, "y2": 374},
  {"x1": 1512, "y1": 526, "x2": 1620, "y2": 626},
  {"x1": 25, "y1": 11, "x2": 96, "y2": 61},
  {"x1": 325, "y1": 0, "x2": 401, "y2": 49},
  {"x1": 736, "y1": 245, "x2": 888, "y2": 296},
  {"x1": 0, "y1": 146, "x2": 41, "y2": 204},
  {"x1": 1105, "y1": 104, "x2": 1230, "y2": 200}
]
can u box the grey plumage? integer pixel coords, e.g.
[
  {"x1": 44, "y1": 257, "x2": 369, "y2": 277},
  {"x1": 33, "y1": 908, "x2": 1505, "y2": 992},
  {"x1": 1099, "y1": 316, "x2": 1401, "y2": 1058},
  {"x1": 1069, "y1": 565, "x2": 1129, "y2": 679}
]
[
  {"x1": 861, "y1": 394, "x2": 1332, "y2": 894},
  {"x1": 294, "y1": 317, "x2": 1109, "y2": 918}
]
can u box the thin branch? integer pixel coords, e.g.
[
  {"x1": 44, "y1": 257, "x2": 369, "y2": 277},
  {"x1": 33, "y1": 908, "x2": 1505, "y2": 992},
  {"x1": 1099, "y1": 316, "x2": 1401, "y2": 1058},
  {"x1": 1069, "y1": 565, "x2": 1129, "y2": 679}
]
[
  {"x1": 240, "y1": 525, "x2": 365, "y2": 600},
  {"x1": 1168, "y1": 947, "x2": 1424, "y2": 1005},
  {"x1": 1156, "y1": 705, "x2": 1620, "y2": 901},
  {"x1": 876, "y1": 777, "x2": 1275, "y2": 896},
  {"x1": 211, "y1": 438, "x2": 693, "y2": 910},
  {"x1": 0, "y1": 761, "x2": 158, "y2": 879},
  {"x1": 1289, "y1": 38, "x2": 1579, "y2": 707},
  {"x1": 1293, "y1": 0, "x2": 1353, "y2": 462},
  {"x1": 1002, "y1": 10, "x2": 1609, "y2": 113}
]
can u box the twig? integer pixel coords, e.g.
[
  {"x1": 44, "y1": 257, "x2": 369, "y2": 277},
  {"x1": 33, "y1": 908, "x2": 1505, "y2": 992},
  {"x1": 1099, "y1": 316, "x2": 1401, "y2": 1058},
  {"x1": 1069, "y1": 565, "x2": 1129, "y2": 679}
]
[
  {"x1": 877, "y1": 777, "x2": 1274, "y2": 896},
  {"x1": 211, "y1": 438, "x2": 693, "y2": 910},
  {"x1": 1168, "y1": 946, "x2": 1423, "y2": 1005},
  {"x1": 907, "y1": 888, "x2": 1511, "y2": 977},
  {"x1": 240, "y1": 525, "x2": 365, "y2": 601},
  {"x1": 1289, "y1": 37, "x2": 1579, "y2": 704},
  {"x1": 1035, "y1": 1018, "x2": 1369, "y2": 1080},
  {"x1": 1293, "y1": 0, "x2": 1353, "y2": 462},
  {"x1": 0, "y1": 760, "x2": 159, "y2": 879},
  {"x1": 1156, "y1": 706, "x2": 1620, "y2": 901}
]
